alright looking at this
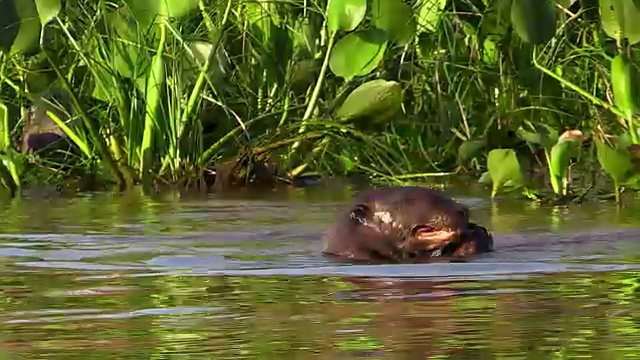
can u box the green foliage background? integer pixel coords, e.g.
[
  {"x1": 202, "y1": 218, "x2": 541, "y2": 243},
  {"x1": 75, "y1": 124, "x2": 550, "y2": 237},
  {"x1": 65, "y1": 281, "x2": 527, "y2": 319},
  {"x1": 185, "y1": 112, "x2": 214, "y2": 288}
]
[{"x1": 0, "y1": 0, "x2": 639, "y2": 201}]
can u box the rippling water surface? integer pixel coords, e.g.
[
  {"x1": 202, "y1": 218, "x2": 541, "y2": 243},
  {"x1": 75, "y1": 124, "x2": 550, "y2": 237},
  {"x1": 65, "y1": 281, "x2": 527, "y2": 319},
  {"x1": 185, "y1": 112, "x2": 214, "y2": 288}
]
[{"x1": 0, "y1": 185, "x2": 639, "y2": 359}]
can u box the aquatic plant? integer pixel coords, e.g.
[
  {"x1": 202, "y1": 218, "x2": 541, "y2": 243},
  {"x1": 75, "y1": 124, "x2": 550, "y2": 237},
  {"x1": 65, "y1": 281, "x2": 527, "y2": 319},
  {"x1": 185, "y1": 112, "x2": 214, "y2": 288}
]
[{"x1": 0, "y1": 0, "x2": 637, "y2": 203}]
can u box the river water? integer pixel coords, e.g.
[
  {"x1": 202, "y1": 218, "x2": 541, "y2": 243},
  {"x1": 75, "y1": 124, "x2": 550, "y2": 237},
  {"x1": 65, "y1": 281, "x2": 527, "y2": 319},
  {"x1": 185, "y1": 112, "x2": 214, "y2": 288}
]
[{"x1": 0, "y1": 184, "x2": 639, "y2": 359}]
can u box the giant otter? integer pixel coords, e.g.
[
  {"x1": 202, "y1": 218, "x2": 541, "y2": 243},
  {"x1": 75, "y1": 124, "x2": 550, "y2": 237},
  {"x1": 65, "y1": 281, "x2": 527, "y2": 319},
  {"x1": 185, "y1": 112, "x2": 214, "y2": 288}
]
[{"x1": 322, "y1": 186, "x2": 493, "y2": 262}]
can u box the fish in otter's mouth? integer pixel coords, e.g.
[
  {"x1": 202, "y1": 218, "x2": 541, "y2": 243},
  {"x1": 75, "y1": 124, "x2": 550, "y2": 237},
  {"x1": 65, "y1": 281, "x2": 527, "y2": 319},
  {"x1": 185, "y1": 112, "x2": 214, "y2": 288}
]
[{"x1": 322, "y1": 186, "x2": 494, "y2": 262}]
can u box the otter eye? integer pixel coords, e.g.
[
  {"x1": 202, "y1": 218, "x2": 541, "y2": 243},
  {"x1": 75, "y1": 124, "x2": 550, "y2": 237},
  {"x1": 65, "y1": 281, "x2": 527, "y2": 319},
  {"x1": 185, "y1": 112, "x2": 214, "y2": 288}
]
[
  {"x1": 349, "y1": 204, "x2": 370, "y2": 225},
  {"x1": 411, "y1": 224, "x2": 435, "y2": 236}
]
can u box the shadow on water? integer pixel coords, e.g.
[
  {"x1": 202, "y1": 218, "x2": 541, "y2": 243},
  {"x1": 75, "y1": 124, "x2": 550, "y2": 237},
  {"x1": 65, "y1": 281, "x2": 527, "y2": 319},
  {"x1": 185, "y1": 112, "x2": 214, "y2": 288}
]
[{"x1": 0, "y1": 184, "x2": 639, "y2": 358}]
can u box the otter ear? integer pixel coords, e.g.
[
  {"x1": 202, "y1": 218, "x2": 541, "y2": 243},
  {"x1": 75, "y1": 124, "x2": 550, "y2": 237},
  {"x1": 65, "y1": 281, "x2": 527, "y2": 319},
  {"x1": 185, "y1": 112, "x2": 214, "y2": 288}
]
[
  {"x1": 349, "y1": 204, "x2": 370, "y2": 225},
  {"x1": 410, "y1": 224, "x2": 435, "y2": 237}
]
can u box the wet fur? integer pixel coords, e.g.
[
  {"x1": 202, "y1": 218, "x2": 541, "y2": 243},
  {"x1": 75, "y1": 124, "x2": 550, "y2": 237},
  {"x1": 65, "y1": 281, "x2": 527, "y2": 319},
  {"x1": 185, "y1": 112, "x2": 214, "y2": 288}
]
[{"x1": 322, "y1": 186, "x2": 494, "y2": 263}]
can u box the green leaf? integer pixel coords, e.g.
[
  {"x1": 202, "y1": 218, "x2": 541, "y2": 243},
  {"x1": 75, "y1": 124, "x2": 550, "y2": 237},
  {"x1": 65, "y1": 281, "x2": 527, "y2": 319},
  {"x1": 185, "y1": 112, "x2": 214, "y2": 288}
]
[
  {"x1": 599, "y1": 0, "x2": 640, "y2": 45},
  {"x1": 105, "y1": 9, "x2": 149, "y2": 80},
  {"x1": 9, "y1": 0, "x2": 41, "y2": 54},
  {"x1": 326, "y1": 0, "x2": 367, "y2": 34},
  {"x1": 481, "y1": 37, "x2": 498, "y2": 65},
  {"x1": 371, "y1": 0, "x2": 416, "y2": 44},
  {"x1": 416, "y1": 0, "x2": 447, "y2": 33},
  {"x1": 478, "y1": 171, "x2": 492, "y2": 184},
  {"x1": 549, "y1": 138, "x2": 580, "y2": 194},
  {"x1": 511, "y1": 0, "x2": 557, "y2": 44},
  {"x1": 596, "y1": 139, "x2": 635, "y2": 185},
  {"x1": 335, "y1": 79, "x2": 402, "y2": 121},
  {"x1": 486, "y1": 148, "x2": 524, "y2": 197},
  {"x1": 33, "y1": 0, "x2": 60, "y2": 25},
  {"x1": 458, "y1": 140, "x2": 485, "y2": 163},
  {"x1": 329, "y1": 29, "x2": 388, "y2": 81},
  {"x1": 611, "y1": 53, "x2": 640, "y2": 118}
]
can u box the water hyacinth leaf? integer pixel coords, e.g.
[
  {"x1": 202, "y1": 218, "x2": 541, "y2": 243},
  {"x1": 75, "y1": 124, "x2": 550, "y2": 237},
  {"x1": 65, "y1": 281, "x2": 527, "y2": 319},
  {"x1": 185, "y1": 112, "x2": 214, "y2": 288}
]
[
  {"x1": 34, "y1": 0, "x2": 61, "y2": 25},
  {"x1": 458, "y1": 140, "x2": 485, "y2": 163},
  {"x1": 106, "y1": 10, "x2": 147, "y2": 80},
  {"x1": 599, "y1": 0, "x2": 640, "y2": 45},
  {"x1": 0, "y1": 1, "x2": 19, "y2": 52},
  {"x1": 371, "y1": 0, "x2": 416, "y2": 44},
  {"x1": 326, "y1": 0, "x2": 367, "y2": 34},
  {"x1": 335, "y1": 79, "x2": 402, "y2": 121},
  {"x1": 596, "y1": 139, "x2": 635, "y2": 185},
  {"x1": 486, "y1": 148, "x2": 524, "y2": 197},
  {"x1": 416, "y1": 0, "x2": 447, "y2": 33},
  {"x1": 510, "y1": 0, "x2": 557, "y2": 44},
  {"x1": 549, "y1": 131, "x2": 583, "y2": 194},
  {"x1": 329, "y1": 29, "x2": 388, "y2": 81},
  {"x1": 478, "y1": 171, "x2": 491, "y2": 184},
  {"x1": 611, "y1": 53, "x2": 640, "y2": 118},
  {"x1": 8, "y1": 0, "x2": 41, "y2": 54}
]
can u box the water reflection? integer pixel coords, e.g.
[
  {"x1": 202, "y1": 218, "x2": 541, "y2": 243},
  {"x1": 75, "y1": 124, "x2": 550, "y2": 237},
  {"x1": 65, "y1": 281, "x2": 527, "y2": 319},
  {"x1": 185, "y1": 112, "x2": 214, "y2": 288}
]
[{"x1": 0, "y1": 185, "x2": 638, "y2": 358}]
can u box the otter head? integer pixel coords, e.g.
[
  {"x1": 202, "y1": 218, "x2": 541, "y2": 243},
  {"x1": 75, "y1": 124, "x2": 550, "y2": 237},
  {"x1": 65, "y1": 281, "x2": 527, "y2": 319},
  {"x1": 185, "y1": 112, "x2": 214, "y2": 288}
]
[{"x1": 323, "y1": 186, "x2": 475, "y2": 261}]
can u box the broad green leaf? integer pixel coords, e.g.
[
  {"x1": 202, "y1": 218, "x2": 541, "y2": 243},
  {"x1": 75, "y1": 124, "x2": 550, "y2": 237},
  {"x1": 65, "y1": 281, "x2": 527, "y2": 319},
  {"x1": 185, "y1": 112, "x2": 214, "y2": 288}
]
[
  {"x1": 549, "y1": 138, "x2": 580, "y2": 194},
  {"x1": 486, "y1": 148, "x2": 524, "y2": 197},
  {"x1": 458, "y1": 140, "x2": 485, "y2": 163},
  {"x1": 34, "y1": 0, "x2": 60, "y2": 25},
  {"x1": 335, "y1": 79, "x2": 402, "y2": 121},
  {"x1": 327, "y1": 0, "x2": 367, "y2": 34},
  {"x1": 599, "y1": 0, "x2": 640, "y2": 45},
  {"x1": 511, "y1": 0, "x2": 557, "y2": 44},
  {"x1": 478, "y1": 171, "x2": 492, "y2": 184},
  {"x1": 10, "y1": 0, "x2": 41, "y2": 54},
  {"x1": 371, "y1": 0, "x2": 416, "y2": 44},
  {"x1": 106, "y1": 10, "x2": 148, "y2": 80},
  {"x1": 611, "y1": 53, "x2": 640, "y2": 118},
  {"x1": 329, "y1": 29, "x2": 388, "y2": 81},
  {"x1": 416, "y1": 0, "x2": 447, "y2": 33},
  {"x1": 596, "y1": 139, "x2": 635, "y2": 184},
  {"x1": 0, "y1": 1, "x2": 19, "y2": 53}
]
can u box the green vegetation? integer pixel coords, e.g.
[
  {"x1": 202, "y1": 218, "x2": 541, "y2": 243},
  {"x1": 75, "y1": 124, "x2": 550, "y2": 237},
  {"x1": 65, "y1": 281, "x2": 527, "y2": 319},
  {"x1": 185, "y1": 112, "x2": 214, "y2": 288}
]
[{"x1": 1, "y1": 0, "x2": 640, "y2": 202}]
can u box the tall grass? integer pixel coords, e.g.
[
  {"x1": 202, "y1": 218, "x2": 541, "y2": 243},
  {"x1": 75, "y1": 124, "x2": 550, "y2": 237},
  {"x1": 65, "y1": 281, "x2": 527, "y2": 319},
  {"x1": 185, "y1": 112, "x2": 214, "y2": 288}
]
[{"x1": 0, "y1": 0, "x2": 638, "y2": 201}]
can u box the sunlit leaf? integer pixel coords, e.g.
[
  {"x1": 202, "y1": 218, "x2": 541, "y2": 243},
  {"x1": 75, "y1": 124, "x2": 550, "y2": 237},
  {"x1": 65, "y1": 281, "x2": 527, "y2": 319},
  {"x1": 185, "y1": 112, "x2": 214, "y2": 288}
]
[
  {"x1": 486, "y1": 148, "x2": 524, "y2": 197},
  {"x1": 327, "y1": 0, "x2": 367, "y2": 34},
  {"x1": 329, "y1": 29, "x2": 387, "y2": 81},
  {"x1": 599, "y1": 0, "x2": 640, "y2": 45},
  {"x1": 549, "y1": 132, "x2": 582, "y2": 194},
  {"x1": 611, "y1": 53, "x2": 640, "y2": 118},
  {"x1": 7, "y1": 0, "x2": 41, "y2": 54},
  {"x1": 34, "y1": 0, "x2": 61, "y2": 25},
  {"x1": 416, "y1": 0, "x2": 447, "y2": 33},
  {"x1": 596, "y1": 139, "x2": 635, "y2": 185},
  {"x1": 335, "y1": 79, "x2": 402, "y2": 121}
]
